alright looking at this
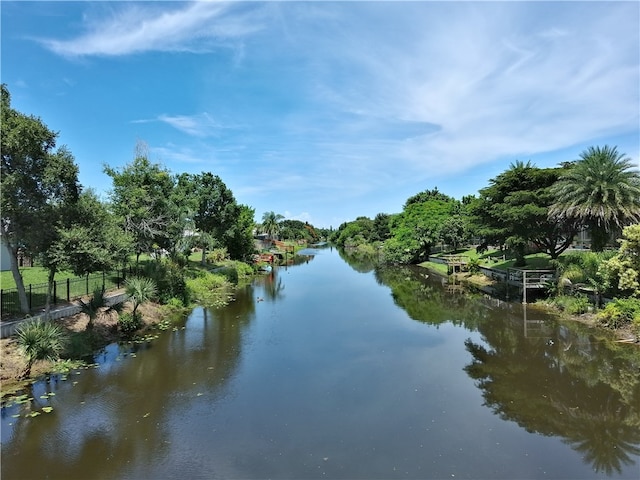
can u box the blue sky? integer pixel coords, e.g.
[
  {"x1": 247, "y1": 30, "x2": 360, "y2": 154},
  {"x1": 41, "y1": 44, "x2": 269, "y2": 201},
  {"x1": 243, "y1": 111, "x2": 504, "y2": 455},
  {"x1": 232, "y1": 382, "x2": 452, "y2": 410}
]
[{"x1": 2, "y1": 1, "x2": 639, "y2": 229}]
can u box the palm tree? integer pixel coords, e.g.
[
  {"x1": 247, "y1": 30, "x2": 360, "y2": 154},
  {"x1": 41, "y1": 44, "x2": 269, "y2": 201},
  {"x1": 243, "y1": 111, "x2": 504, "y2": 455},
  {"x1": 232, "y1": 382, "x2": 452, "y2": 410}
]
[
  {"x1": 261, "y1": 211, "x2": 284, "y2": 241},
  {"x1": 549, "y1": 146, "x2": 640, "y2": 251},
  {"x1": 16, "y1": 321, "x2": 67, "y2": 379},
  {"x1": 125, "y1": 277, "x2": 157, "y2": 320},
  {"x1": 78, "y1": 286, "x2": 125, "y2": 330}
]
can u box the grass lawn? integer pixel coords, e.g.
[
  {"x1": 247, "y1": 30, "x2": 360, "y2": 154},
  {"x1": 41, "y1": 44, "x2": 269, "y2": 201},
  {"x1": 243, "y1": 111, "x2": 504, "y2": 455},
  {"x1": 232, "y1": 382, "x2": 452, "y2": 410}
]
[
  {"x1": 430, "y1": 247, "x2": 556, "y2": 271},
  {"x1": 0, "y1": 268, "x2": 79, "y2": 290}
]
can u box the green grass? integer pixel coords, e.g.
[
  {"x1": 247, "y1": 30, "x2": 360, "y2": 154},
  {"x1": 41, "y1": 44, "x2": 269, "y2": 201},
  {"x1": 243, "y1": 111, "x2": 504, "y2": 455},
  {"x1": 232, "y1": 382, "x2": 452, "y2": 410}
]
[
  {"x1": 0, "y1": 268, "x2": 78, "y2": 290},
  {"x1": 490, "y1": 253, "x2": 554, "y2": 271},
  {"x1": 428, "y1": 247, "x2": 556, "y2": 271}
]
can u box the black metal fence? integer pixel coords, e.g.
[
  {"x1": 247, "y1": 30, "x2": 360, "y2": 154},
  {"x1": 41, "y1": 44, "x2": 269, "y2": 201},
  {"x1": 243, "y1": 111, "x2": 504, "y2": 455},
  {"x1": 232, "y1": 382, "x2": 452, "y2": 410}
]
[{"x1": 1, "y1": 270, "x2": 126, "y2": 319}]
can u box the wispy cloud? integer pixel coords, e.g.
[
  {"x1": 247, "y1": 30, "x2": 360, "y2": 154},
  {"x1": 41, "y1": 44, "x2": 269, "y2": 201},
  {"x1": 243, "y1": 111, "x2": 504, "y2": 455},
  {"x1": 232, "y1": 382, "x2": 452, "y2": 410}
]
[
  {"x1": 39, "y1": 1, "x2": 263, "y2": 57},
  {"x1": 281, "y1": 2, "x2": 638, "y2": 179},
  {"x1": 133, "y1": 112, "x2": 241, "y2": 138}
]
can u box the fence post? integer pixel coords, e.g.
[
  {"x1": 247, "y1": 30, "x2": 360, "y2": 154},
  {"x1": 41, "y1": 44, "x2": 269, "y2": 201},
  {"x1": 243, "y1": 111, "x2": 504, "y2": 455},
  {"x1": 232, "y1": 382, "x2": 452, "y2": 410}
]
[
  {"x1": 1, "y1": 289, "x2": 3, "y2": 318},
  {"x1": 53, "y1": 281, "x2": 57, "y2": 305},
  {"x1": 86, "y1": 275, "x2": 89, "y2": 295},
  {"x1": 67, "y1": 278, "x2": 70, "y2": 302},
  {"x1": 29, "y1": 284, "x2": 32, "y2": 309}
]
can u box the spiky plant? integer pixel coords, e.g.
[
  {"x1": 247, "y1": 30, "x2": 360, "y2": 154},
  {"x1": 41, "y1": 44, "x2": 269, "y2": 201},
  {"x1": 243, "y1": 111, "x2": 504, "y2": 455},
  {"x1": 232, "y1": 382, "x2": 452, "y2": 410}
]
[
  {"x1": 16, "y1": 321, "x2": 67, "y2": 379},
  {"x1": 124, "y1": 276, "x2": 157, "y2": 320}
]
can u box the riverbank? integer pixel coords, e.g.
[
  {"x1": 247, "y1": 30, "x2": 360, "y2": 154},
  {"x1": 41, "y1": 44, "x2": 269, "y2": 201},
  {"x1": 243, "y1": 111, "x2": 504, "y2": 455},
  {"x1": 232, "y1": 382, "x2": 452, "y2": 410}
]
[
  {"x1": 0, "y1": 301, "x2": 169, "y2": 399},
  {"x1": 419, "y1": 263, "x2": 639, "y2": 344}
]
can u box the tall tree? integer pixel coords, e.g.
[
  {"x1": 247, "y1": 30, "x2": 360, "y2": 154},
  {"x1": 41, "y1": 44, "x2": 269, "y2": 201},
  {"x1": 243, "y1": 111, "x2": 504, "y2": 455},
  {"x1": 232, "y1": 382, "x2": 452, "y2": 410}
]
[
  {"x1": 261, "y1": 211, "x2": 284, "y2": 241},
  {"x1": 471, "y1": 161, "x2": 577, "y2": 266},
  {"x1": 47, "y1": 189, "x2": 132, "y2": 278},
  {"x1": 385, "y1": 190, "x2": 458, "y2": 264},
  {"x1": 549, "y1": 146, "x2": 640, "y2": 252},
  {"x1": 224, "y1": 204, "x2": 257, "y2": 260},
  {"x1": 104, "y1": 147, "x2": 175, "y2": 267},
  {"x1": 1, "y1": 84, "x2": 80, "y2": 314},
  {"x1": 190, "y1": 173, "x2": 241, "y2": 264}
]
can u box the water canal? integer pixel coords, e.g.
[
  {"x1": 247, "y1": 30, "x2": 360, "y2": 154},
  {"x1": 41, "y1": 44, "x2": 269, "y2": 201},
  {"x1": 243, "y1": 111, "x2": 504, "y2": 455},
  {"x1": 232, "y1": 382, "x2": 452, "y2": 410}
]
[{"x1": 2, "y1": 246, "x2": 639, "y2": 479}]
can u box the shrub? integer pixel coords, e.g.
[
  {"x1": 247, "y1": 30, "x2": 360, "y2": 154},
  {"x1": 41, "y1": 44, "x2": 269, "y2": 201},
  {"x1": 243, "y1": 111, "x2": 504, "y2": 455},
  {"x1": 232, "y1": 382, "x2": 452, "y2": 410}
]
[
  {"x1": 468, "y1": 257, "x2": 481, "y2": 274},
  {"x1": 165, "y1": 297, "x2": 184, "y2": 309},
  {"x1": 207, "y1": 248, "x2": 229, "y2": 264},
  {"x1": 143, "y1": 260, "x2": 188, "y2": 305},
  {"x1": 119, "y1": 312, "x2": 142, "y2": 336},
  {"x1": 186, "y1": 272, "x2": 232, "y2": 307},
  {"x1": 551, "y1": 294, "x2": 590, "y2": 315},
  {"x1": 598, "y1": 298, "x2": 640, "y2": 329}
]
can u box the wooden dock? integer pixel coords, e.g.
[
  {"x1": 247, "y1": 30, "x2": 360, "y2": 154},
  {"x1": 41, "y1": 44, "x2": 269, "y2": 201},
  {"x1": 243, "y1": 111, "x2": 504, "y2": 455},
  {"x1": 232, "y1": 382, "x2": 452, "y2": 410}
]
[
  {"x1": 506, "y1": 268, "x2": 555, "y2": 303},
  {"x1": 442, "y1": 255, "x2": 469, "y2": 274}
]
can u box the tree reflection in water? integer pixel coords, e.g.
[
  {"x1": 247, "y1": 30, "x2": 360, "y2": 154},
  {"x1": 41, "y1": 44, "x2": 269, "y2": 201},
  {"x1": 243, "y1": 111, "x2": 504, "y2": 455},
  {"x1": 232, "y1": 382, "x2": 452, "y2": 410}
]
[{"x1": 370, "y1": 258, "x2": 640, "y2": 475}]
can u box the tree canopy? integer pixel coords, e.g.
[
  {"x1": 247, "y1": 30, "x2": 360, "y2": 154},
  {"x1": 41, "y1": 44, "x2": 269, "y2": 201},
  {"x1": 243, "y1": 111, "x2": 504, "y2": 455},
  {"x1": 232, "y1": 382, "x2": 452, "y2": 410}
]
[
  {"x1": 470, "y1": 161, "x2": 577, "y2": 265},
  {"x1": 1, "y1": 84, "x2": 80, "y2": 313},
  {"x1": 549, "y1": 146, "x2": 640, "y2": 251}
]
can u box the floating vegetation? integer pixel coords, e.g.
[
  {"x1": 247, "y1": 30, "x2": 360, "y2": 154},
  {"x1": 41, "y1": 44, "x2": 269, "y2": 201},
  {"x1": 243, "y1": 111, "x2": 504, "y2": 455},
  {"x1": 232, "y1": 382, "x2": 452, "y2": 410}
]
[
  {"x1": 42, "y1": 406, "x2": 53, "y2": 413},
  {"x1": 28, "y1": 411, "x2": 41, "y2": 417}
]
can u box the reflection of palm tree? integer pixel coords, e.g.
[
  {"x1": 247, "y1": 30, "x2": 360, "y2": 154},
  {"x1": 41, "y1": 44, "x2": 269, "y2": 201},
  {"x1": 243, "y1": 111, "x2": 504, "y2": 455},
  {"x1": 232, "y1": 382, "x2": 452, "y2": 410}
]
[
  {"x1": 556, "y1": 396, "x2": 640, "y2": 475},
  {"x1": 464, "y1": 330, "x2": 640, "y2": 476},
  {"x1": 549, "y1": 146, "x2": 640, "y2": 251},
  {"x1": 262, "y1": 271, "x2": 285, "y2": 301}
]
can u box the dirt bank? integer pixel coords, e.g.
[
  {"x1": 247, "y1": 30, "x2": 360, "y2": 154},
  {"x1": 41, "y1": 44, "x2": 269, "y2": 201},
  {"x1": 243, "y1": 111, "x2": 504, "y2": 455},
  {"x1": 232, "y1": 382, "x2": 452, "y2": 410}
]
[{"x1": 0, "y1": 302, "x2": 165, "y2": 398}]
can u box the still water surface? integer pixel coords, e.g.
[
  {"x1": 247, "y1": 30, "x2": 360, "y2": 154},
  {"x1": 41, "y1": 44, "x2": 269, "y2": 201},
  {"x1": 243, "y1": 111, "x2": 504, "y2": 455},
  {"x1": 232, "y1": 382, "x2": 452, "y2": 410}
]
[{"x1": 2, "y1": 247, "x2": 639, "y2": 479}]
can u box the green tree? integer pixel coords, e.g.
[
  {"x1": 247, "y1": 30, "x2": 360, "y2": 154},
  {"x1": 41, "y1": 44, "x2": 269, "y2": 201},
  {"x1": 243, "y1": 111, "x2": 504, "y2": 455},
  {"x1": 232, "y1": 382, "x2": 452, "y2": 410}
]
[
  {"x1": 16, "y1": 320, "x2": 67, "y2": 379},
  {"x1": 471, "y1": 161, "x2": 577, "y2": 266},
  {"x1": 189, "y1": 172, "x2": 241, "y2": 263},
  {"x1": 440, "y1": 215, "x2": 468, "y2": 251},
  {"x1": 261, "y1": 211, "x2": 285, "y2": 240},
  {"x1": 602, "y1": 224, "x2": 640, "y2": 297},
  {"x1": 549, "y1": 146, "x2": 640, "y2": 252},
  {"x1": 1, "y1": 84, "x2": 80, "y2": 314},
  {"x1": 104, "y1": 146, "x2": 175, "y2": 268},
  {"x1": 224, "y1": 204, "x2": 257, "y2": 261},
  {"x1": 372, "y1": 213, "x2": 392, "y2": 242},
  {"x1": 47, "y1": 189, "x2": 131, "y2": 283},
  {"x1": 385, "y1": 191, "x2": 458, "y2": 264}
]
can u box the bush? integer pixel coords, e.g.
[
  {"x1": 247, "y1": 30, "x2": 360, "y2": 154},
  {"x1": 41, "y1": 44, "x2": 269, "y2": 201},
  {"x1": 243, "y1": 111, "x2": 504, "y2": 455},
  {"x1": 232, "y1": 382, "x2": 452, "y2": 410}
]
[
  {"x1": 165, "y1": 297, "x2": 184, "y2": 309},
  {"x1": 207, "y1": 248, "x2": 229, "y2": 263},
  {"x1": 468, "y1": 257, "x2": 481, "y2": 274},
  {"x1": 119, "y1": 312, "x2": 142, "y2": 336},
  {"x1": 186, "y1": 271, "x2": 232, "y2": 307},
  {"x1": 143, "y1": 260, "x2": 189, "y2": 305},
  {"x1": 551, "y1": 294, "x2": 590, "y2": 315},
  {"x1": 598, "y1": 298, "x2": 640, "y2": 329}
]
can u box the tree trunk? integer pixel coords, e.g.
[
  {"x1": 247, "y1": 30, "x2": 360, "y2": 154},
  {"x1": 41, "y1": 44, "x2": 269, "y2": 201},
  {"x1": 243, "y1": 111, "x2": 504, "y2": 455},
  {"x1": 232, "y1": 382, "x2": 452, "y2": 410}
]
[
  {"x1": 45, "y1": 268, "x2": 56, "y2": 317},
  {"x1": 2, "y1": 235, "x2": 30, "y2": 314},
  {"x1": 20, "y1": 360, "x2": 33, "y2": 380}
]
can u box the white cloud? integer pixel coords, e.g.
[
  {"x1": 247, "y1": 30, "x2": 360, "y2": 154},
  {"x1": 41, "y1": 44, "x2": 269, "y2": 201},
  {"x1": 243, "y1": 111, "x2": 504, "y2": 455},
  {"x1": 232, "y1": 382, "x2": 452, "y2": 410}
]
[
  {"x1": 39, "y1": 1, "x2": 263, "y2": 57},
  {"x1": 158, "y1": 113, "x2": 221, "y2": 137},
  {"x1": 282, "y1": 2, "x2": 638, "y2": 179}
]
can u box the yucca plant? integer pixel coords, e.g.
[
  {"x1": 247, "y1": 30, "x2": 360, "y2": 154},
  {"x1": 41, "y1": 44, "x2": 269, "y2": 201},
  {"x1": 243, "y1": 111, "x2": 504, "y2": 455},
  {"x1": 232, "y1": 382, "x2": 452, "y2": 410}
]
[
  {"x1": 125, "y1": 276, "x2": 157, "y2": 320},
  {"x1": 16, "y1": 320, "x2": 67, "y2": 379},
  {"x1": 78, "y1": 286, "x2": 124, "y2": 330}
]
